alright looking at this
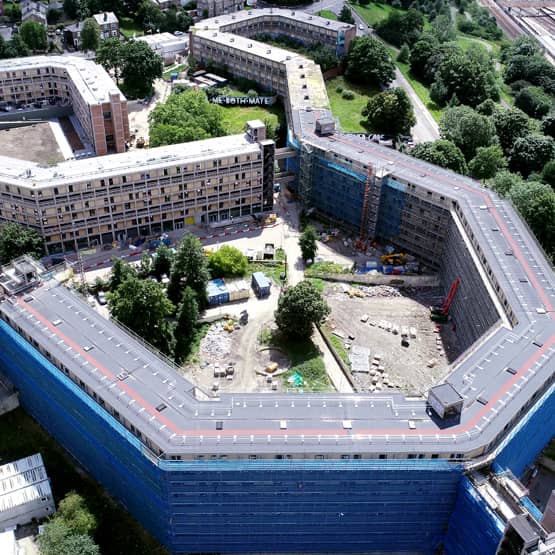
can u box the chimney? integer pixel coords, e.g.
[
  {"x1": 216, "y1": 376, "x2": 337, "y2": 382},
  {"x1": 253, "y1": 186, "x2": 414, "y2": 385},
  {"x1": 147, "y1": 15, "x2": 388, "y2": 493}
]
[{"x1": 103, "y1": 11, "x2": 107, "y2": 21}]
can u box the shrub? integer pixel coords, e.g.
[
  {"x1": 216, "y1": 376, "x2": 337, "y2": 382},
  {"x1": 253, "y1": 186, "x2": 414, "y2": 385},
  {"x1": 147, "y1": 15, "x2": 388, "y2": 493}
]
[
  {"x1": 335, "y1": 86, "x2": 343, "y2": 93},
  {"x1": 342, "y1": 89, "x2": 355, "y2": 100}
]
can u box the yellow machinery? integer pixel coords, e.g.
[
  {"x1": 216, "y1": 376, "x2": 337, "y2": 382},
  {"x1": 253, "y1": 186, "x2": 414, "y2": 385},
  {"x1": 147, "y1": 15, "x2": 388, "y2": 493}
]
[{"x1": 381, "y1": 253, "x2": 407, "y2": 266}]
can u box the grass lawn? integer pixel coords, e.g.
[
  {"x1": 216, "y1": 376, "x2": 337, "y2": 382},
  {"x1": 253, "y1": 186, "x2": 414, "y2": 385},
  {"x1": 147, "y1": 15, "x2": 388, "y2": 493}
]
[
  {"x1": 120, "y1": 17, "x2": 143, "y2": 39},
  {"x1": 163, "y1": 64, "x2": 187, "y2": 80},
  {"x1": 219, "y1": 86, "x2": 285, "y2": 137},
  {"x1": 317, "y1": 9, "x2": 338, "y2": 20},
  {"x1": 0, "y1": 408, "x2": 170, "y2": 555},
  {"x1": 185, "y1": 322, "x2": 211, "y2": 363},
  {"x1": 352, "y1": 2, "x2": 403, "y2": 27},
  {"x1": 322, "y1": 323, "x2": 351, "y2": 368},
  {"x1": 276, "y1": 334, "x2": 331, "y2": 392},
  {"x1": 249, "y1": 260, "x2": 287, "y2": 286},
  {"x1": 326, "y1": 76, "x2": 379, "y2": 133}
]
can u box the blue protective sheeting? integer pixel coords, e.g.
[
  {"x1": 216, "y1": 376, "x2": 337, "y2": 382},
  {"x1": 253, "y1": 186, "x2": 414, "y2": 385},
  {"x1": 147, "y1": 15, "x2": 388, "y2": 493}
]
[
  {"x1": 520, "y1": 496, "x2": 543, "y2": 522},
  {"x1": 443, "y1": 476, "x2": 504, "y2": 555},
  {"x1": 494, "y1": 382, "x2": 555, "y2": 477}
]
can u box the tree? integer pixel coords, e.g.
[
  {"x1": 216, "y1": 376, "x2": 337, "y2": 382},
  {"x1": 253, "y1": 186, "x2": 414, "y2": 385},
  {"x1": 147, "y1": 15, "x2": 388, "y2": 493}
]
[
  {"x1": 430, "y1": 13, "x2": 456, "y2": 43},
  {"x1": 168, "y1": 232, "x2": 209, "y2": 305},
  {"x1": 492, "y1": 107, "x2": 531, "y2": 156},
  {"x1": 375, "y1": 9, "x2": 424, "y2": 47},
  {"x1": 137, "y1": 0, "x2": 164, "y2": 32},
  {"x1": 364, "y1": 87, "x2": 416, "y2": 137},
  {"x1": 490, "y1": 169, "x2": 523, "y2": 196},
  {"x1": 109, "y1": 276, "x2": 175, "y2": 354},
  {"x1": 397, "y1": 43, "x2": 410, "y2": 64},
  {"x1": 430, "y1": 45, "x2": 499, "y2": 107},
  {"x1": 176, "y1": 10, "x2": 193, "y2": 32},
  {"x1": 338, "y1": 5, "x2": 354, "y2": 24},
  {"x1": 4, "y1": 35, "x2": 31, "y2": 58},
  {"x1": 149, "y1": 89, "x2": 226, "y2": 147},
  {"x1": 411, "y1": 140, "x2": 468, "y2": 174},
  {"x1": 0, "y1": 223, "x2": 43, "y2": 263},
  {"x1": 514, "y1": 86, "x2": 552, "y2": 120},
  {"x1": 108, "y1": 257, "x2": 136, "y2": 291},
  {"x1": 476, "y1": 98, "x2": 497, "y2": 116},
  {"x1": 47, "y1": 8, "x2": 63, "y2": 24},
  {"x1": 275, "y1": 281, "x2": 330, "y2": 339},
  {"x1": 509, "y1": 181, "x2": 555, "y2": 255},
  {"x1": 208, "y1": 246, "x2": 248, "y2": 278},
  {"x1": 137, "y1": 253, "x2": 153, "y2": 278},
  {"x1": 120, "y1": 40, "x2": 163, "y2": 98},
  {"x1": 541, "y1": 113, "x2": 555, "y2": 139},
  {"x1": 152, "y1": 242, "x2": 174, "y2": 280},
  {"x1": 80, "y1": 18, "x2": 100, "y2": 52},
  {"x1": 19, "y1": 21, "x2": 47, "y2": 52},
  {"x1": 63, "y1": 0, "x2": 80, "y2": 19},
  {"x1": 345, "y1": 36, "x2": 395, "y2": 87},
  {"x1": 299, "y1": 225, "x2": 318, "y2": 262},
  {"x1": 409, "y1": 36, "x2": 440, "y2": 84},
  {"x1": 439, "y1": 106, "x2": 497, "y2": 160},
  {"x1": 39, "y1": 521, "x2": 100, "y2": 555},
  {"x1": 468, "y1": 146, "x2": 507, "y2": 180},
  {"x1": 56, "y1": 492, "x2": 97, "y2": 536},
  {"x1": 509, "y1": 135, "x2": 555, "y2": 177},
  {"x1": 96, "y1": 38, "x2": 124, "y2": 83},
  {"x1": 541, "y1": 160, "x2": 555, "y2": 189},
  {"x1": 174, "y1": 286, "x2": 199, "y2": 363}
]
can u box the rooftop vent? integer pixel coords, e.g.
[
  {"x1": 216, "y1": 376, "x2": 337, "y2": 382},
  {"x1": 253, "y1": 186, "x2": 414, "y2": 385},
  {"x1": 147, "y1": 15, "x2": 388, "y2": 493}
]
[
  {"x1": 155, "y1": 403, "x2": 167, "y2": 412},
  {"x1": 83, "y1": 345, "x2": 94, "y2": 352},
  {"x1": 216, "y1": 421, "x2": 223, "y2": 430},
  {"x1": 267, "y1": 49, "x2": 271, "y2": 54},
  {"x1": 248, "y1": 43, "x2": 252, "y2": 48},
  {"x1": 117, "y1": 371, "x2": 129, "y2": 381},
  {"x1": 52, "y1": 319, "x2": 62, "y2": 326}
]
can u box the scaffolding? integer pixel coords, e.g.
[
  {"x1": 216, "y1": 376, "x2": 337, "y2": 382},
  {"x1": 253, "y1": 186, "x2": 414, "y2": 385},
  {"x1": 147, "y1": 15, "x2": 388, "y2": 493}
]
[{"x1": 298, "y1": 142, "x2": 314, "y2": 207}]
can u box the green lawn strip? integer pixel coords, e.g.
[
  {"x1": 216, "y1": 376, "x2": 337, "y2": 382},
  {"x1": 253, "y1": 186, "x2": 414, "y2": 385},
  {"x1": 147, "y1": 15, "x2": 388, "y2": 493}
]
[
  {"x1": 163, "y1": 64, "x2": 187, "y2": 80},
  {"x1": 305, "y1": 260, "x2": 351, "y2": 277},
  {"x1": 305, "y1": 277, "x2": 325, "y2": 293},
  {"x1": 120, "y1": 17, "x2": 144, "y2": 39},
  {"x1": 321, "y1": 323, "x2": 351, "y2": 368},
  {"x1": 275, "y1": 334, "x2": 331, "y2": 391},
  {"x1": 0, "y1": 408, "x2": 170, "y2": 555},
  {"x1": 389, "y1": 51, "x2": 444, "y2": 123},
  {"x1": 351, "y1": 2, "x2": 404, "y2": 27},
  {"x1": 222, "y1": 104, "x2": 281, "y2": 135},
  {"x1": 326, "y1": 75, "x2": 379, "y2": 133},
  {"x1": 317, "y1": 9, "x2": 338, "y2": 20}
]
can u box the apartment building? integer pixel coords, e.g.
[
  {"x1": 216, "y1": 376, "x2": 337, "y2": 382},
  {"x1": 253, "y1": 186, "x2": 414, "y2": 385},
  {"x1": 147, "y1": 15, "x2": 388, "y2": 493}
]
[
  {"x1": 0, "y1": 56, "x2": 129, "y2": 155},
  {"x1": 20, "y1": 0, "x2": 47, "y2": 26},
  {"x1": 198, "y1": 9, "x2": 356, "y2": 57},
  {"x1": 197, "y1": 0, "x2": 244, "y2": 18},
  {"x1": 0, "y1": 121, "x2": 274, "y2": 254}
]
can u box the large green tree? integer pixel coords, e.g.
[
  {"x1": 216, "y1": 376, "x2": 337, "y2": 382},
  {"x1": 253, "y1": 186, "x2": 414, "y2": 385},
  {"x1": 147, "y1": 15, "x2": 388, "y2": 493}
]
[
  {"x1": 80, "y1": 18, "x2": 100, "y2": 52},
  {"x1": 168, "y1": 233, "x2": 209, "y2": 305},
  {"x1": 152, "y1": 242, "x2": 175, "y2": 280},
  {"x1": 299, "y1": 225, "x2": 318, "y2": 262},
  {"x1": 492, "y1": 107, "x2": 531, "y2": 156},
  {"x1": 345, "y1": 36, "x2": 395, "y2": 87},
  {"x1": 338, "y1": 5, "x2": 354, "y2": 23},
  {"x1": 208, "y1": 246, "x2": 248, "y2": 278},
  {"x1": 38, "y1": 520, "x2": 100, "y2": 555},
  {"x1": 63, "y1": 0, "x2": 80, "y2": 18},
  {"x1": 56, "y1": 492, "x2": 97, "y2": 536},
  {"x1": 439, "y1": 105, "x2": 497, "y2": 160},
  {"x1": 120, "y1": 40, "x2": 163, "y2": 98},
  {"x1": 108, "y1": 257, "x2": 137, "y2": 291},
  {"x1": 514, "y1": 86, "x2": 553, "y2": 120},
  {"x1": 409, "y1": 36, "x2": 440, "y2": 84},
  {"x1": 96, "y1": 38, "x2": 124, "y2": 83},
  {"x1": 509, "y1": 135, "x2": 555, "y2": 177},
  {"x1": 149, "y1": 89, "x2": 226, "y2": 147},
  {"x1": 0, "y1": 223, "x2": 43, "y2": 263},
  {"x1": 468, "y1": 146, "x2": 507, "y2": 180},
  {"x1": 109, "y1": 276, "x2": 175, "y2": 354},
  {"x1": 19, "y1": 20, "x2": 47, "y2": 51},
  {"x1": 490, "y1": 169, "x2": 523, "y2": 196},
  {"x1": 363, "y1": 87, "x2": 416, "y2": 138},
  {"x1": 174, "y1": 286, "x2": 199, "y2": 364},
  {"x1": 375, "y1": 9, "x2": 424, "y2": 47},
  {"x1": 541, "y1": 160, "x2": 555, "y2": 189},
  {"x1": 275, "y1": 281, "x2": 330, "y2": 339},
  {"x1": 137, "y1": 0, "x2": 164, "y2": 32},
  {"x1": 411, "y1": 140, "x2": 468, "y2": 174},
  {"x1": 430, "y1": 44, "x2": 499, "y2": 107},
  {"x1": 509, "y1": 181, "x2": 555, "y2": 255}
]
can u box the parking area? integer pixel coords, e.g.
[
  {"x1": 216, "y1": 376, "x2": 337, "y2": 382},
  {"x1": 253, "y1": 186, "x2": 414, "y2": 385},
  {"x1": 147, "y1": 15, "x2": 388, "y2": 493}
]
[{"x1": 323, "y1": 284, "x2": 462, "y2": 396}]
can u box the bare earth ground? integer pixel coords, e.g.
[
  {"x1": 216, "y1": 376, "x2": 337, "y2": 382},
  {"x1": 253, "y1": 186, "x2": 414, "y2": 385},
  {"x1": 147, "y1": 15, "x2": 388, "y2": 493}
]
[
  {"x1": 0, "y1": 123, "x2": 63, "y2": 165},
  {"x1": 323, "y1": 284, "x2": 462, "y2": 397}
]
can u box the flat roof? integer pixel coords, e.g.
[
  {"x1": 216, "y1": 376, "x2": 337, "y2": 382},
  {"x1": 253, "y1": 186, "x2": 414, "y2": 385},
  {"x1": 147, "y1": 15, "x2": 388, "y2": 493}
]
[
  {"x1": 0, "y1": 56, "x2": 124, "y2": 105},
  {"x1": 197, "y1": 8, "x2": 355, "y2": 34},
  {"x1": 0, "y1": 132, "x2": 260, "y2": 188}
]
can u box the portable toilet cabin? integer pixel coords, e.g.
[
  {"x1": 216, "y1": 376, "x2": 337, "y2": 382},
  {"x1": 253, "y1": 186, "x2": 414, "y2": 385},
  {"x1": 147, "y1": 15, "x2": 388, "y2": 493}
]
[
  {"x1": 207, "y1": 279, "x2": 229, "y2": 306},
  {"x1": 224, "y1": 279, "x2": 250, "y2": 302},
  {"x1": 251, "y1": 272, "x2": 271, "y2": 298}
]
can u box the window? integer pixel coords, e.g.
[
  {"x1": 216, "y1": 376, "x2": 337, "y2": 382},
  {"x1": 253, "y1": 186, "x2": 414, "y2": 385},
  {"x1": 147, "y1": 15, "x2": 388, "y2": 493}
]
[{"x1": 103, "y1": 111, "x2": 112, "y2": 119}]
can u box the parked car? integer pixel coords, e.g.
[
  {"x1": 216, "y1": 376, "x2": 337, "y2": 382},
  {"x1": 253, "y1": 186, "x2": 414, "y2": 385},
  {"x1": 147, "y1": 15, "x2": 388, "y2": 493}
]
[{"x1": 96, "y1": 291, "x2": 107, "y2": 305}]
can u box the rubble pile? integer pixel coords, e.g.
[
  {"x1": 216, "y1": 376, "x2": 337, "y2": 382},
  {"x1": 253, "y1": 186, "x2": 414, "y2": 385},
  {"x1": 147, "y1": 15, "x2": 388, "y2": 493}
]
[{"x1": 200, "y1": 322, "x2": 233, "y2": 360}]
